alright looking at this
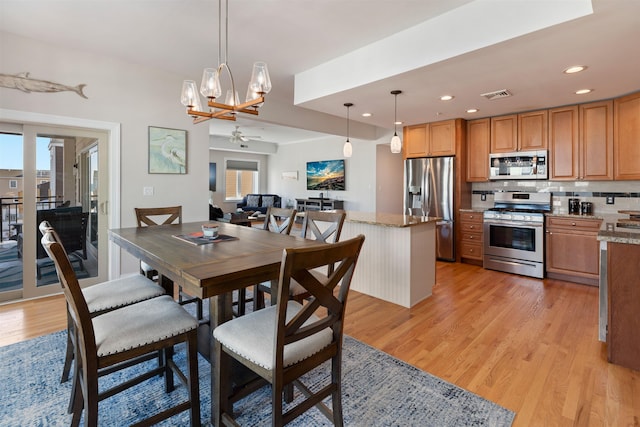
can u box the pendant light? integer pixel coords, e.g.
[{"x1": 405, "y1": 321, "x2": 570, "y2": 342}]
[
  {"x1": 390, "y1": 90, "x2": 402, "y2": 154},
  {"x1": 343, "y1": 103, "x2": 353, "y2": 158}
]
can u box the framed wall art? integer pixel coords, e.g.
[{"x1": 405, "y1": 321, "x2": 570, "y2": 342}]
[{"x1": 148, "y1": 126, "x2": 187, "y2": 174}]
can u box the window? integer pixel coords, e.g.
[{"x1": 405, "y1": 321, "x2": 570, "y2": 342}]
[
  {"x1": 225, "y1": 159, "x2": 258, "y2": 200},
  {"x1": 9, "y1": 180, "x2": 17, "y2": 189}
]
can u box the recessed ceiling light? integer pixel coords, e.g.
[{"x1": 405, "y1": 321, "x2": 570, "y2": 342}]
[
  {"x1": 564, "y1": 65, "x2": 587, "y2": 74},
  {"x1": 466, "y1": 108, "x2": 478, "y2": 113},
  {"x1": 361, "y1": 112, "x2": 372, "y2": 117},
  {"x1": 575, "y1": 89, "x2": 592, "y2": 95},
  {"x1": 440, "y1": 95, "x2": 454, "y2": 101},
  {"x1": 394, "y1": 121, "x2": 403, "y2": 125}
]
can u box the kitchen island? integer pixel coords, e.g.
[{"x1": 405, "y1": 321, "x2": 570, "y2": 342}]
[
  {"x1": 597, "y1": 214, "x2": 640, "y2": 371},
  {"x1": 340, "y1": 211, "x2": 439, "y2": 308}
]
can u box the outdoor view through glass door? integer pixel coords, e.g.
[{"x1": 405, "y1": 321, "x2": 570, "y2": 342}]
[{"x1": 0, "y1": 124, "x2": 108, "y2": 302}]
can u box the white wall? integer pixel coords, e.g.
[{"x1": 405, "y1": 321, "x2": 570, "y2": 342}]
[
  {"x1": 0, "y1": 32, "x2": 210, "y2": 274},
  {"x1": 268, "y1": 132, "x2": 397, "y2": 213}
]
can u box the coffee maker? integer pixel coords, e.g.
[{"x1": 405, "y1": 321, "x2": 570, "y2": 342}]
[{"x1": 569, "y1": 198, "x2": 580, "y2": 215}]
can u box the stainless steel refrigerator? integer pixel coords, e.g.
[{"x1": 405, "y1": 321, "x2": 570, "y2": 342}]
[{"x1": 404, "y1": 157, "x2": 455, "y2": 261}]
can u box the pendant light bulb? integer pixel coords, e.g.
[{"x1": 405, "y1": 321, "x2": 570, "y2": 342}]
[
  {"x1": 343, "y1": 103, "x2": 353, "y2": 158},
  {"x1": 390, "y1": 90, "x2": 402, "y2": 154}
]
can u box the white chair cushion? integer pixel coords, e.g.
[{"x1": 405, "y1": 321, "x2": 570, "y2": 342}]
[
  {"x1": 92, "y1": 295, "x2": 197, "y2": 357},
  {"x1": 83, "y1": 274, "x2": 165, "y2": 314},
  {"x1": 213, "y1": 300, "x2": 333, "y2": 371}
]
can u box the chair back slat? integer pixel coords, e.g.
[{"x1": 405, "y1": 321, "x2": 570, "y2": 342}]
[
  {"x1": 275, "y1": 234, "x2": 365, "y2": 348},
  {"x1": 263, "y1": 206, "x2": 297, "y2": 235},
  {"x1": 300, "y1": 210, "x2": 346, "y2": 244},
  {"x1": 135, "y1": 206, "x2": 182, "y2": 227}
]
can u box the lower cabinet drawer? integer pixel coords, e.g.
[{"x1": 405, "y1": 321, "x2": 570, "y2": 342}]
[
  {"x1": 461, "y1": 241, "x2": 482, "y2": 260},
  {"x1": 461, "y1": 231, "x2": 482, "y2": 243}
]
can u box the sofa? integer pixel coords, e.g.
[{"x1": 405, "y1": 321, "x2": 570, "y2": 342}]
[{"x1": 236, "y1": 194, "x2": 281, "y2": 214}]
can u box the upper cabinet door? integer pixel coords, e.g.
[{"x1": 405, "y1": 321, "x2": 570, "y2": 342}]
[
  {"x1": 518, "y1": 110, "x2": 548, "y2": 151},
  {"x1": 549, "y1": 106, "x2": 580, "y2": 180},
  {"x1": 403, "y1": 124, "x2": 428, "y2": 159},
  {"x1": 581, "y1": 100, "x2": 613, "y2": 180},
  {"x1": 466, "y1": 118, "x2": 490, "y2": 182},
  {"x1": 490, "y1": 115, "x2": 517, "y2": 153},
  {"x1": 614, "y1": 92, "x2": 640, "y2": 180},
  {"x1": 429, "y1": 119, "x2": 456, "y2": 157}
]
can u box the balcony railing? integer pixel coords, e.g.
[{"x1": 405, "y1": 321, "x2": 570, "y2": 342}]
[{"x1": 0, "y1": 196, "x2": 65, "y2": 242}]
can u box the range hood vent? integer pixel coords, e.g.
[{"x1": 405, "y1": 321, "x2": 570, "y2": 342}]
[{"x1": 481, "y1": 89, "x2": 512, "y2": 100}]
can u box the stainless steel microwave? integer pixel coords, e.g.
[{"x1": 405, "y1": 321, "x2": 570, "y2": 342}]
[{"x1": 489, "y1": 150, "x2": 548, "y2": 180}]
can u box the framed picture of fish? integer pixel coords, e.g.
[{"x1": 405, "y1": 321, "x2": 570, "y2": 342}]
[{"x1": 148, "y1": 126, "x2": 187, "y2": 174}]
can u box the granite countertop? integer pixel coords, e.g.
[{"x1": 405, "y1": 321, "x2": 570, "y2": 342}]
[
  {"x1": 345, "y1": 211, "x2": 440, "y2": 228},
  {"x1": 597, "y1": 214, "x2": 640, "y2": 245}
]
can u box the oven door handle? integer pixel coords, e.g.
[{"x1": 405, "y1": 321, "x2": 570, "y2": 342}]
[{"x1": 484, "y1": 220, "x2": 543, "y2": 228}]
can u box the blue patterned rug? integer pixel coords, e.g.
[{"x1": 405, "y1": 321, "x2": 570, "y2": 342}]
[{"x1": 0, "y1": 331, "x2": 515, "y2": 426}]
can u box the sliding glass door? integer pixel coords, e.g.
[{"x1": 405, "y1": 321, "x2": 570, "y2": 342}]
[{"x1": 0, "y1": 123, "x2": 109, "y2": 302}]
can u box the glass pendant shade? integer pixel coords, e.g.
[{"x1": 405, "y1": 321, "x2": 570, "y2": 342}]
[
  {"x1": 225, "y1": 89, "x2": 240, "y2": 106},
  {"x1": 390, "y1": 133, "x2": 402, "y2": 153},
  {"x1": 200, "y1": 68, "x2": 221, "y2": 99},
  {"x1": 181, "y1": 80, "x2": 202, "y2": 111},
  {"x1": 248, "y1": 62, "x2": 272, "y2": 94},
  {"x1": 245, "y1": 85, "x2": 264, "y2": 106},
  {"x1": 343, "y1": 140, "x2": 353, "y2": 158}
]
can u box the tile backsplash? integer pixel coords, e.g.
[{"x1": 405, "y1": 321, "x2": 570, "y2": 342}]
[{"x1": 471, "y1": 180, "x2": 640, "y2": 215}]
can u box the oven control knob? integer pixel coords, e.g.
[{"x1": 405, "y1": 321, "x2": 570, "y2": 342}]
[
  {"x1": 513, "y1": 214, "x2": 524, "y2": 221},
  {"x1": 524, "y1": 215, "x2": 531, "y2": 221},
  {"x1": 503, "y1": 214, "x2": 512, "y2": 220}
]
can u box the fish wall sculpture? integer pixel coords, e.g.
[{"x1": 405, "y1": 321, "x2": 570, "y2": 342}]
[{"x1": 0, "y1": 72, "x2": 87, "y2": 99}]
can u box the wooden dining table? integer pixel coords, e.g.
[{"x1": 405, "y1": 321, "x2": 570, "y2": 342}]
[{"x1": 108, "y1": 221, "x2": 320, "y2": 425}]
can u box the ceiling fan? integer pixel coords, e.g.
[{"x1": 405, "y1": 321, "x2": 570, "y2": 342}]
[{"x1": 229, "y1": 126, "x2": 261, "y2": 144}]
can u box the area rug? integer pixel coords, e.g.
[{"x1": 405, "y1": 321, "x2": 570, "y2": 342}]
[{"x1": 0, "y1": 331, "x2": 515, "y2": 426}]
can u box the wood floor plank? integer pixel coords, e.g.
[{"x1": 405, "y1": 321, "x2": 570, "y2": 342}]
[{"x1": 1, "y1": 262, "x2": 639, "y2": 426}]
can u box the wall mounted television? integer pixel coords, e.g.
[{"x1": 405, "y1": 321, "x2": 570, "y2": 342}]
[{"x1": 306, "y1": 159, "x2": 346, "y2": 191}]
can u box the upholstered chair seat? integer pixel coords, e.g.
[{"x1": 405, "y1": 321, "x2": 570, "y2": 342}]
[
  {"x1": 214, "y1": 300, "x2": 332, "y2": 370},
  {"x1": 83, "y1": 274, "x2": 165, "y2": 315},
  {"x1": 93, "y1": 295, "x2": 197, "y2": 357}
]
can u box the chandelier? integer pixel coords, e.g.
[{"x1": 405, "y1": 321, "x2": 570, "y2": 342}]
[{"x1": 180, "y1": 0, "x2": 271, "y2": 123}]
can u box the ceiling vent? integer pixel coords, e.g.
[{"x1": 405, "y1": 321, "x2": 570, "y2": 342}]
[{"x1": 480, "y1": 89, "x2": 512, "y2": 100}]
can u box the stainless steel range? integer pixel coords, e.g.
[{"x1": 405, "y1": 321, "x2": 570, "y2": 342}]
[{"x1": 483, "y1": 192, "x2": 551, "y2": 278}]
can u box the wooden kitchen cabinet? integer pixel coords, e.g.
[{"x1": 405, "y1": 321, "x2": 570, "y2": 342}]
[
  {"x1": 466, "y1": 118, "x2": 490, "y2": 182},
  {"x1": 545, "y1": 216, "x2": 602, "y2": 285},
  {"x1": 459, "y1": 210, "x2": 483, "y2": 265},
  {"x1": 403, "y1": 119, "x2": 459, "y2": 158},
  {"x1": 549, "y1": 101, "x2": 613, "y2": 180},
  {"x1": 614, "y1": 91, "x2": 640, "y2": 180},
  {"x1": 606, "y1": 242, "x2": 640, "y2": 371},
  {"x1": 490, "y1": 110, "x2": 548, "y2": 153}
]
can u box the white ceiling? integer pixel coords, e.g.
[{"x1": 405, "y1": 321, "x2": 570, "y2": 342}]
[{"x1": 1, "y1": 0, "x2": 640, "y2": 146}]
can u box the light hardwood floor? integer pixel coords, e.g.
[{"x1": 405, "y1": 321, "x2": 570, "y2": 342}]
[{"x1": 1, "y1": 262, "x2": 639, "y2": 426}]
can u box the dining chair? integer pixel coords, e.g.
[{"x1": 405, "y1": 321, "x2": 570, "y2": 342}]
[
  {"x1": 235, "y1": 206, "x2": 298, "y2": 316},
  {"x1": 213, "y1": 234, "x2": 365, "y2": 426},
  {"x1": 41, "y1": 229, "x2": 201, "y2": 427},
  {"x1": 134, "y1": 206, "x2": 203, "y2": 320},
  {"x1": 39, "y1": 222, "x2": 166, "y2": 383},
  {"x1": 255, "y1": 210, "x2": 346, "y2": 308}
]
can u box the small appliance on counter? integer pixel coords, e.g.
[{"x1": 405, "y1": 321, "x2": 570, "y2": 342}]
[
  {"x1": 616, "y1": 210, "x2": 640, "y2": 229},
  {"x1": 580, "y1": 201, "x2": 593, "y2": 215},
  {"x1": 569, "y1": 198, "x2": 580, "y2": 215}
]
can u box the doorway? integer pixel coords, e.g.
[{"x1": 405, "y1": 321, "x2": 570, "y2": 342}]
[{"x1": 0, "y1": 119, "x2": 115, "y2": 302}]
